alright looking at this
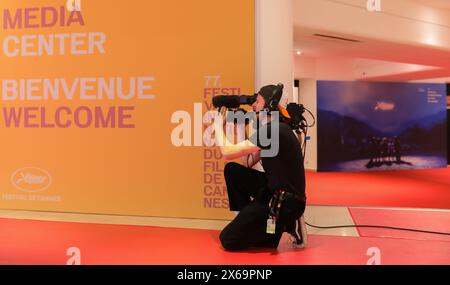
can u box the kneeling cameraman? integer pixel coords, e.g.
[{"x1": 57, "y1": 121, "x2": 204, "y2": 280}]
[{"x1": 215, "y1": 84, "x2": 306, "y2": 251}]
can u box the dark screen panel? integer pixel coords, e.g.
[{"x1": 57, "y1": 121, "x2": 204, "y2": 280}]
[{"x1": 447, "y1": 83, "x2": 449, "y2": 164}]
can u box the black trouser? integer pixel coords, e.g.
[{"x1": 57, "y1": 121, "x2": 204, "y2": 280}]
[{"x1": 219, "y1": 162, "x2": 305, "y2": 251}]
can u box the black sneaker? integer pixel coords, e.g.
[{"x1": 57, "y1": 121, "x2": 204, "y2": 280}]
[{"x1": 288, "y1": 216, "x2": 308, "y2": 249}]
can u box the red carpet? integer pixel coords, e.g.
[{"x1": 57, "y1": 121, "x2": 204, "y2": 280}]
[
  {"x1": 0, "y1": 218, "x2": 449, "y2": 265},
  {"x1": 348, "y1": 208, "x2": 450, "y2": 242},
  {"x1": 306, "y1": 167, "x2": 450, "y2": 209}
]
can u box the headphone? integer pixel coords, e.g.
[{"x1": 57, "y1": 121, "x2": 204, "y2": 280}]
[{"x1": 268, "y1": 83, "x2": 284, "y2": 112}]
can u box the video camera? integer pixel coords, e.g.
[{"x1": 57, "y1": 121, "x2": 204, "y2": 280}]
[
  {"x1": 212, "y1": 94, "x2": 257, "y2": 109},
  {"x1": 212, "y1": 83, "x2": 313, "y2": 134}
]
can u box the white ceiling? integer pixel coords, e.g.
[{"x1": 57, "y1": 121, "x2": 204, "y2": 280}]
[
  {"x1": 293, "y1": 0, "x2": 450, "y2": 81},
  {"x1": 294, "y1": 29, "x2": 450, "y2": 80},
  {"x1": 294, "y1": 28, "x2": 450, "y2": 68}
]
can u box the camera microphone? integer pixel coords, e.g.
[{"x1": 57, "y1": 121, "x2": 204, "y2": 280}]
[{"x1": 212, "y1": 94, "x2": 257, "y2": 109}]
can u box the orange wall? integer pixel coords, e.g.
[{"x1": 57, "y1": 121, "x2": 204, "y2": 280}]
[{"x1": 0, "y1": 0, "x2": 254, "y2": 220}]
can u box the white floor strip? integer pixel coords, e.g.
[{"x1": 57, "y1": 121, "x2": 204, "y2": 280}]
[{"x1": 304, "y1": 206, "x2": 359, "y2": 237}]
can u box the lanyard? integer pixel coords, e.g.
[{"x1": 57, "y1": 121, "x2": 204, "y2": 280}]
[{"x1": 269, "y1": 190, "x2": 286, "y2": 220}]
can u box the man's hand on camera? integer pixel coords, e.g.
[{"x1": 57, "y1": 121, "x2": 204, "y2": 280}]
[{"x1": 214, "y1": 107, "x2": 259, "y2": 161}]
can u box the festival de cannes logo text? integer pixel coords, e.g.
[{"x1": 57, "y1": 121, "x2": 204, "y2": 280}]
[{"x1": 11, "y1": 167, "x2": 52, "y2": 193}]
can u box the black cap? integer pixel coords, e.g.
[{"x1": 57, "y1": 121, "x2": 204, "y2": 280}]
[{"x1": 258, "y1": 84, "x2": 284, "y2": 111}]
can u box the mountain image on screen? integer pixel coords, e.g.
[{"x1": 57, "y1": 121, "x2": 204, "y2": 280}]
[{"x1": 317, "y1": 81, "x2": 447, "y2": 172}]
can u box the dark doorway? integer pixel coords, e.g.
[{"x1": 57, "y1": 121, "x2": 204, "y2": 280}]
[{"x1": 447, "y1": 83, "x2": 449, "y2": 165}]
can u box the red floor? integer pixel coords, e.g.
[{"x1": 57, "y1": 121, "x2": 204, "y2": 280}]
[
  {"x1": 0, "y1": 217, "x2": 449, "y2": 265},
  {"x1": 306, "y1": 167, "x2": 450, "y2": 209},
  {"x1": 348, "y1": 208, "x2": 450, "y2": 242}
]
